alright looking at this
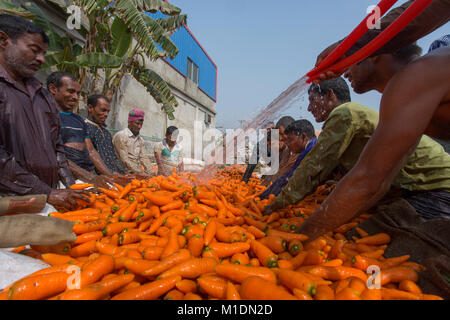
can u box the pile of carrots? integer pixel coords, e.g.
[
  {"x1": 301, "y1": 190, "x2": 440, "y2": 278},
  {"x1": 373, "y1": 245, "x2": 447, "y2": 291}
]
[{"x1": 0, "y1": 166, "x2": 443, "y2": 300}]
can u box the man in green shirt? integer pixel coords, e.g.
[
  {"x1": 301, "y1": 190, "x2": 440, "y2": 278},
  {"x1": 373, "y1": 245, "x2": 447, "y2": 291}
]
[{"x1": 264, "y1": 77, "x2": 450, "y2": 222}]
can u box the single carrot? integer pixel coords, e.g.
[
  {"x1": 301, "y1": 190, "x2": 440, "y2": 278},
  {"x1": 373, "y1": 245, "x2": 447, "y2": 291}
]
[
  {"x1": 398, "y1": 280, "x2": 422, "y2": 295},
  {"x1": 158, "y1": 258, "x2": 218, "y2": 279},
  {"x1": 188, "y1": 235, "x2": 204, "y2": 258},
  {"x1": 41, "y1": 253, "x2": 78, "y2": 266},
  {"x1": 226, "y1": 281, "x2": 241, "y2": 300},
  {"x1": 246, "y1": 225, "x2": 265, "y2": 239},
  {"x1": 275, "y1": 269, "x2": 317, "y2": 296},
  {"x1": 355, "y1": 233, "x2": 391, "y2": 245},
  {"x1": 209, "y1": 242, "x2": 250, "y2": 259},
  {"x1": 141, "y1": 246, "x2": 164, "y2": 261},
  {"x1": 69, "y1": 240, "x2": 98, "y2": 258},
  {"x1": 314, "y1": 285, "x2": 335, "y2": 300},
  {"x1": 96, "y1": 242, "x2": 126, "y2": 257},
  {"x1": 73, "y1": 220, "x2": 107, "y2": 235},
  {"x1": 176, "y1": 279, "x2": 197, "y2": 294},
  {"x1": 380, "y1": 267, "x2": 418, "y2": 285},
  {"x1": 214, "y1": 264, "x2": 277, "y2": 284},
  {"x1": 204, "y1": 220, "x2": 217, "y2": 246},
  {"x1": 70, "y1": 183, "x2": 94, "y2": 190},
  {"x1": 8, "y1": 272, "x2": 70, "y2": 300},
  {"x1": 118, "y1": 201, "x2": 138, "y2": 222},
  {"x1": 111, "y1": 275, "x2": 181, "y2": 300},
  {"x1": 250, "y1": 240, "x2": 278, "y2": 268},
  {"x1": 259, "y1": 236, "x2": 287, "y2": 254},
  {"x1": 102, "y1": 222, "x2": 137, "y2": 237},
  {"x1": 184, "y1": 292, "x2": 203, "y2": 300},
  {"x1": 80, "y1": 255, "x2": 115, "y2": 288},
  {"x1": 142, "y1": 249, "x2": 192, "y2": 277},
  {"x1": 361, "y1": 288, "x2": 382, "y2": 300},
  {"x1": 197, "y1": 275, "x2": 228, "y2": 299},
  {"x1": 304, "y1": 265, "x2": 367, "y2": 282},
  {"x1": 239, "y1": 276, "x2": 297, "y2": 300},
  {"x1": 335, "y1": 287, "x2": 361, "y2": 300},
  {"x1": 58, "y1": 274, "x2": 135, "y2": 300},
  {"x1": 118, "y1": 230, "x2": 141, "y2": 246},
  {"x1": 123, "y1": 259, "x2": 160, "y2": 276},
  {"x1": 380, "y1": 255, "x2": 410, "y2": 269},
  {"x1": 74, "y1": 231, "x2": 103, "y2": 245},
  {"x1": 381, "y1": 288, "x2": 420, "y2": 300},
  {"x1": 164, "y1": 289, "x2": 185, "y2": 300},
  {"x1": 118, "y1": 183, "x2": 133, "y2": 199},
  {"x1": 161, "y1": 229, "x2": 180, "y2": 259},
  {"x1": 230, "y1": 252, "x2": 250, "y2": 265},
  {"x1": 265, "y1": 229, "x2": 308, "y2": 242},
  {"x1": 293, "y1": 288, "x2": 313, "y2": 300}
]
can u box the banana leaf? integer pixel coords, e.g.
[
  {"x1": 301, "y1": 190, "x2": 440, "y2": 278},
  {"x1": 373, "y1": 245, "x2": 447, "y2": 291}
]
[{"x1": 76, "y1": 52, "x2": 123, "y2": 68}]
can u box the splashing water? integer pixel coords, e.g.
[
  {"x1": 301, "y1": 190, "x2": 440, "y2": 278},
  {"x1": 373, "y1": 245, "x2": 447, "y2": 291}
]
[{"x1": 196, "y1": 76, "x2": 310, "y2": 182}]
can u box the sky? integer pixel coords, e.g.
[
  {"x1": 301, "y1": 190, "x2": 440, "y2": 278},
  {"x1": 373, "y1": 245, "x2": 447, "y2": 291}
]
[{"x1": 169, "y1": 0, "x2": 450, "y2": 130}]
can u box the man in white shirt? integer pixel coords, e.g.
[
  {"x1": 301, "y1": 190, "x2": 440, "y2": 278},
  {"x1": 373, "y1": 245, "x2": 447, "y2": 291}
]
[
  {"x1": 112, "y1": 109, "x2": 154, "y2": 177},
  {"x1": 154, "y1": 126, "x2": 184, "y2": 176}
]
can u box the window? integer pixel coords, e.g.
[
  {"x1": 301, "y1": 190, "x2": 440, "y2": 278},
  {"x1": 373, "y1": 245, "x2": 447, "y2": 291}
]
[
  {"x1": 204, "y1": 113, "x2": 212, "y2": 127},
  {"x1": 187, "y1": 58, "x2": 199, "y2": 84}
]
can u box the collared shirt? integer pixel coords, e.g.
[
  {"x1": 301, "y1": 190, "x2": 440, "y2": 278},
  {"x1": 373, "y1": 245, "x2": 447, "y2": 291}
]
[
  {"x1": 112, "y1": 127, "x2": 153, "y2": 174},
  {"x1": 85, "y1": 118, "x2": 127, "y2": 174},
  {"x1": 273, "y1": 102, "x2": 450, "y2": 209},
  {"x1": 0, "y1": 65, "x2": 74, "y2": 196},
  {"x1": 154, "y1": 139, "x2": 184, "y2": 175}
]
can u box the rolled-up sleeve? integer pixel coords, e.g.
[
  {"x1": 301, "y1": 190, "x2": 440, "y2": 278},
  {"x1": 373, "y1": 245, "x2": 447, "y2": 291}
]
[{"x1": 273, "y1": 108, "x2": 355, "y2": 210}]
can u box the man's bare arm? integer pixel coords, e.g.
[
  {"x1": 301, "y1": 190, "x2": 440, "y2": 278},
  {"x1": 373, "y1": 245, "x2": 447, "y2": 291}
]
[
  {"x1": 297, "y1": 53, "x2": 448, "y2": 241},
  {"x1": 85, "y1": 138, "x2": 113, "y2": 176},
  {"x1": 154, "y1": 151, "x2": 168, "y2": 176}
]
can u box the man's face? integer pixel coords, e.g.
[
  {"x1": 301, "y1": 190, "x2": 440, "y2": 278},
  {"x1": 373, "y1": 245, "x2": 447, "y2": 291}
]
[
  {"x1": 278, "y1": 125, "x2": 287, "y2": 150},
  {"x1": 308, "y1": 91, "x2": 332, "y2": 123},
  {"x1": 129, "y1": 119, "x2": 143, "y2": 136},
  {"x1": 50, "y1": 77, "x2": 81, "y2": 112},
  {"x1": 344, "y1": 59, "x2": 378, "y2": 94},
  {"x1": 285, "y1": 132, "x2": 306, "y2": 154},
  {"x1": 2, "y1": 32, "x2": 47, "y2": 80},
  {"x1": 89, "y1": 98, "x2": 110, "y2": 125}
]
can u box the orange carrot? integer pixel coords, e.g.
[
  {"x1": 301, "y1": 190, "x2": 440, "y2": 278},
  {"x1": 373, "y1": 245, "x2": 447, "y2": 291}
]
[
  {"x1": 69, "y1": 240, "x2": 98, "y2": 258},
  {"x1": 209, "y1": 242, "x2": 250, "y2": 259},
  {"x1": 204, "y1": 220, "x2": 217, "y2": 246},
  {"x1": 215, "y1": 264, "x2": 277, "y2": 284},
  {"x1": 41, "y1": 253, "x2": 78, "y2": 266},
  {"x1": 380, "y1": 267, "x2": 418, "y2": 285},
  {"x1": 197, "y1": 275, "x2": 228, "y2": 299},
  {"x1": 314, "y1": 285, "x2": 335, "y2": 300},
  {"x1": 142, "y1": 249, "x2": 192, "y2": 278},
  {"x1": 74, "y1": 231, "x2": 103, "y2": 245},
  {"x1": 250, "y1": 240, "x2": 278, "y2": 268},
  {"x1": 8, "y1": 272, "x2": 70, "y2": 300},
  {"x1": 111, "y1": 275, "x2": 181, "y2": 300},
  {"x1": 80, "y1": 255, "x2": 115, "y2": 288},
  {"x1": 226, "y1": 281, "x2": 241, "y2": 300},
  {"x1": 118, "y1": 201, "x2": 138, "y2": 222},
  {"x1": 239, "y1": 276, "x2": 297, "y2": 300},
  {"x1": 158, "y1": 258, "x2": 218, "y2": 279},
  {"x1": 188, "y1": 235, "x2": 204, "y2": 257},
  {"x1": 123, "y1": 259, "x2": 160, "y2": 276},
  {"x1": 161, "y1": 229, "x2": 180, "y2": 259},
  {"x1": 176, "y1": 279, "x2": 197, "y2": 294}
]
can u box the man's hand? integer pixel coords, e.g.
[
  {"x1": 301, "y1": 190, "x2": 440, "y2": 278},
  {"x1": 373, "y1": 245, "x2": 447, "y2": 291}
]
[
  {"x1": 263, "y1": 204, "x2": 275, "y2": 216},
  {"x1": 91, "y1": 175, "x2": 116, "y2": 189},
  {"x1": 48, "y1": 189, "x2": 91, "y2": 211},
  {"x1": 312, "y1": 40, "x2": 345, "y2": 84}
]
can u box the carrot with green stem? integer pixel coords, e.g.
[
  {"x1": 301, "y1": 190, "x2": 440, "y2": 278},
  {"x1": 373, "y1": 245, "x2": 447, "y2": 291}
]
[
  {"x1": 118, "y1": 201, "x2": 138, "y2": 222},
  {"x1": 69, "y1": 240, "x2": 98, "y2": 258},
  {"x1": 102, "y1": 222, "x2": 137, "y2": 237},
  {"x1": 8, "y1": 272, "x2": 71, "y2": 300},
  {"x1": 259, "y1": 236, "x2": 287, "y2": 254},
  {"x1": 250, "y1": 240, "x2": 278, "y2": 268},
  {"x1": 275, "y1": 269, "x2": 317, "y2": 296},
  {"x1": 140, "y1": 246, "x2": 164, "y2": 261}
]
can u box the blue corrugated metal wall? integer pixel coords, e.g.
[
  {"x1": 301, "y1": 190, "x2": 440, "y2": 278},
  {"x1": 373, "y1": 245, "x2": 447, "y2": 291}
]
[{"x1": 146, "y1": 12, "x2": 217, "y2": 101}]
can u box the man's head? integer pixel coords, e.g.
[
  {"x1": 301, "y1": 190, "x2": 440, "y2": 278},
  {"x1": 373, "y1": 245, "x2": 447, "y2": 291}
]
[
  {"x1": 87, "y1": 94, "x2": 110, "y2": 125},
  {"x1": 284, "y1": 120, "x2": 316, "y2": 154},
  {"x1": 47, "y1": 71, "x2": 80, "y2": 112},
  {"x1": 275, "y1": 116, "x2": 295, "y2": 150},
  {"x1": 166, "y1": 126, "x2": 179, "y2": 146},
  {"x1": 345, "y1": 43, "x2": 422, "y2": 94},
  {"x1": 128, "y1": 109, "x2": 145, "y2": 136},
  {"x1": 308, "y1": 77, "x2": 351, "y2": 123},
  {"x1": 0, "y1": 14, "x2": 49, "y2": 81}
]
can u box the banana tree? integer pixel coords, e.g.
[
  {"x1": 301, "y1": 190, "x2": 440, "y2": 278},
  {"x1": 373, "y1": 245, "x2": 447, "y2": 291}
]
[{"x1": 1, "y1": 0, "x2": 186, "y2": 120}]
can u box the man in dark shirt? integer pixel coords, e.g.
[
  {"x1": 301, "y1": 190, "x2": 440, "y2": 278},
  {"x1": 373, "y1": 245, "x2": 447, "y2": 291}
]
[
  {"x1": 0, "y1": 14, "x2": 89, "y2": 210},
  {"x1": 47, "y1": 71, "x2": 121, "y2": 188},
  {"x1": 85, "y1": 94, "x2": 127, "y2": 174}
]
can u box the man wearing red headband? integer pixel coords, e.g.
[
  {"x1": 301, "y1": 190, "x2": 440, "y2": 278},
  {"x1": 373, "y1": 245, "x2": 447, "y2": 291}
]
[{"x1": 112, "y1": 109, "x2": 154, "y2": 177}]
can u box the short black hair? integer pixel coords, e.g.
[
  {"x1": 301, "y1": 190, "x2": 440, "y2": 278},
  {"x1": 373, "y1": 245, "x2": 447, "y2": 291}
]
[
  {"x1": 308, "y1": 77, "x2": 351, "y2": 103},
  {"x1": 0, "y1": 14, "x2": 49, "y2": 43},
  {"x1": 87, "y1": 94, "x2": 110, "y2": 107},
  {"x1": 275, "y1": 116, "x2": 295, "y2": 129},
  {"x1": 392, "y1": 43, "x2": 422, "y2": 63},
  {"x1": 46, "y1": 71, "x2": 78, "y2": 89},
  {"x1": 285, "y1": 119, "x2": 316, "y2": 139},
  {"x1": 166, "y1": 126, "x2": 178, "y2": 136}
]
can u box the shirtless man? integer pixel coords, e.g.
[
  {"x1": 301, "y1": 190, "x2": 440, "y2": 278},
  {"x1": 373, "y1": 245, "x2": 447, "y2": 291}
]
[{"x1": 296, "y1": 47, "x2": 450, "y2": 242}]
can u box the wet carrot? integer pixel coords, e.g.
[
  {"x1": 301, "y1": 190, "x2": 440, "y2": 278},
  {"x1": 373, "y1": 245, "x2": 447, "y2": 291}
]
[
  {"x1": 197, "y1": 275, "x2": 227, "y2": 299},
  {"x1": 226, "y1": 281, "x2": 241, "y2": 300},
  {"x1": 158, "y1": 257, "x2": 218, "y2": 279},
  {"x1": 118, "y1": 201, "x2": 138, "y2": 222},
  {"x1": 293, "y1": 288, "x2": 313, "y2": 300},
  {"x1": 41, "y1": 253, "x2": 78, "y2": 266},
  {"x1": 250, "y1": 240, "x2": 278, "y2": 268},
  {"x1": 111, "y1": 275, "x2": 181, "y2": 300},
  {"x1": 58, "y1": 274, "x2": 135, "y2": 300},
  {"x1": 204, "y1": 220, "x2": 217, "y2": 246},
  {"x1": 314, "y1": 285, "x2": 335, "y2": 300},
  {"x1": 398, "y1": 280, "x2": 422, "y2": 295},
  {"x1": 209, "y1": 242, "x2": 250, "y2": 259},
  {"x1": 304, "y1": 265, "x2": 367, "y2": 282},
  {"x1": 118, "y1": 183, "x2": 133, "y2": 200},
  {"x1": 80, "y1": 255, "x2": 115, "y2": 288},
  {"x1": 381, "y1": 288, "x2": 420, "y2": 300},
  {"x1": 142, "y1": 249, "x2": 192, "y2": 277},
  {"x1": 123, "y1": 259, "x2": 160, "y2": 276},
  {"x1": 188, "y1": 235, "x2": 204, "y2": 258},
  {"x1": 230, "y1": 252, "x2": 250, "y2": 265},
  {"x1": 184, "y1": 292, "x2": 203, "y2": 300},
  {"x1": 8, "y1": 272, "x2": 71, "y2": 300},
  {"x1": 380, "y1": 267, "x2": 418, "y2": 285},
  {"x1": 161, "y1": 229, "x2": 180, "y2": 259},
  {"x1": 259, "y1": 236, "x2": 287, "y2": 254},
  {"x1": 70, "y1": 183, "x2": 94, "y2": 190},
  {"x1": 215, "y1": 264, "x2": 277, "y2": 284},
  {"x1": 335, "y1": 287, "x2": 361, "y2": 300},
  {"x1": 176, "y1": 279, "x2": 197, "y2": 294},
  {"x1": 74, "y1": 231, "x2": 103, "y2": 245},
  {"x1": 164, "y1": 289, "x2": 184, "y2": 300},
  {"x1": 239, "y1": 276, "x2": 297, "y2": 300},
  {"x1": 275, "y1": 269, "x2": 317, "y2": 296},
  {"x1": 246, "y1": 225, "x2": 265, "y2": 239},
  {"x1": 161, "y1": 200, "x2": 184, "y2": 212},
  {"x1": 69, "y1": 240, "x2": 98, "y2": 258},
  {"x1": 102, "y1": 222, "x2": 137, "y2": 237}
]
